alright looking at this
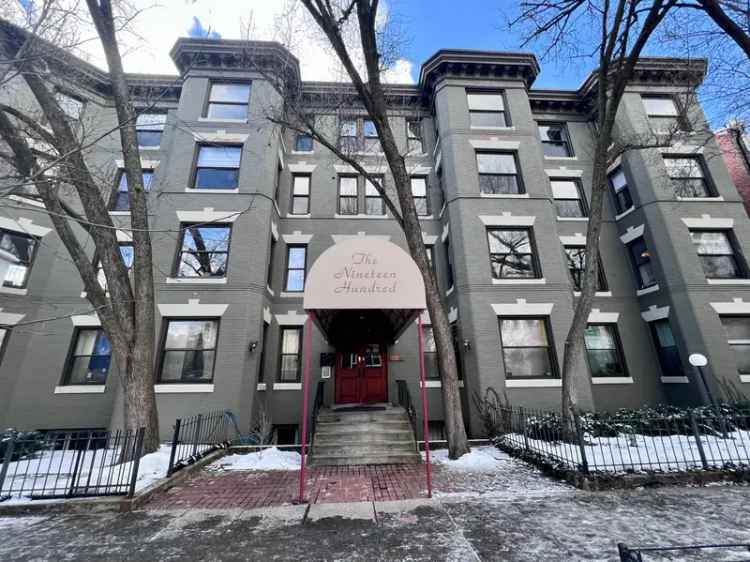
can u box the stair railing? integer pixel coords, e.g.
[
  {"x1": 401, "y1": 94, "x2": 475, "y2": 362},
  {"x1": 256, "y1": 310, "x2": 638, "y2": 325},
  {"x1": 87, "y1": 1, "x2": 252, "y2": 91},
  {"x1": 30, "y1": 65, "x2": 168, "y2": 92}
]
[
  {"x1": 396, "y1": 380, "x2": 418, "y2": 450},
  {"x1": 310, "y1": 380, "x2": 326, "y2": 447}
]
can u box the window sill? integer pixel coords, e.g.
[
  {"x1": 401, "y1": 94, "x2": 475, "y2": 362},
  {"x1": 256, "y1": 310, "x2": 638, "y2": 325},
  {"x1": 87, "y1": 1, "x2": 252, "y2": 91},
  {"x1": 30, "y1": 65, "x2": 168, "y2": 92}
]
[
  {"x1": 420, "y1": 380, "x2": 465, "y2": 388},
  {"x1": 287, "y1": 214, "x2": 312, "y2": 219},
  {"x1": 165, "y1": 277, "x2": 227, "y2": 284},
  {"x1": 406, "y1": 151, "x2": 429, "y2": 157},
  {"x1": 0, "y1": 286, "x2": 28, "y2": 296},
  {"x1": 155, "y1": 384, "x2": 215, "y2": 393},
  {"x1": 185, "y1": 188, "x2": 239, "y2": 194},
  {"x1": 557, "y1": 217, "x2": 588, "y2": 222},
  {"x1": 446, "y1": 285, "x2": 455, "y2": 296},
  {"x1": 266, "y1": 285, "x2": 275, "y2": 296},
  {"x1": 740, "y1": 375, "x2": 750, "y2": 383},
  {"x1": 480, "y1": 193, "x2": 529, "y2": 199},
  {"x1": 108, "y1": 211, "x2": 131, "y2": 216},
  {"x1": 592, "y1": 377, "x2": 633, "y2": 385},
  {"x1": 706, "y1": 278, "x2": 750, "y2": 285},
  {"x1": 676, "y1": 196, "x2": 724, "y2": 202},
  {"x1": 470, "y1": 126, "x2": 516, "y2": 132},
  {"x1": 574, "y1": 291, "x2": 613, "y2": 297},
  {"x1": 257, "y1": 383, "x2": 267, "y2": 391},
  {"x1": 273, "y1": 382, "x2": 302, "y2": 390},
  {"x1": 661, "y1": 376, "x2": 689, "y2": 384},
  {"x1": 493, "y1": 278, "x2": 546, "y2": 285},
  {"x1": 505, "y1": 379, "x2": 561, "y2": 388},
  {"x1": 280, "y1": 291, "x2": 304, "y2": 298},
  {"x1": 54, "y1": 385, "x2": 106, "y2": 394},
  {"x1": 291, "y1": 150, "x2": 314, "y2": 155},
  {"x1": 544, "y1": 156, "x2": 577, "y2": 161},
  {"x1": 615, "y1": 207, "x2": 636, "y2": 221},
  {"x1": 334, "y1": 214, "x2": 389, "y2": 219},
  {"x1": 198, "y1": 117, "x2": 248, "y2": 124},
  {"x1": 138, "y1": 146, "x2": 160, "y2": 151},
  {"x1": 636, "y1": 284, "x2": 660, "y2": 296}
]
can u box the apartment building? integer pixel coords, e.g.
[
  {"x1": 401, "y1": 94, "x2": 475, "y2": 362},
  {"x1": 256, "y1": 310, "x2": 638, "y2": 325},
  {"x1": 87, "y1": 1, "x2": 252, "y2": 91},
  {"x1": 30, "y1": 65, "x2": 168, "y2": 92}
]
[{"x1": 1, "y1": 35, "x2": 749, "y2": 442}]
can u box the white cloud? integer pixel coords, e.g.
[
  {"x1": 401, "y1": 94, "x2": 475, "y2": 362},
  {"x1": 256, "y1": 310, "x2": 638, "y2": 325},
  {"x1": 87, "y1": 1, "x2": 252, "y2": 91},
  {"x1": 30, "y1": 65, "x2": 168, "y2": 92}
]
[{"x1": 382, "y1": 59, "x2": 416, "y2": 84}]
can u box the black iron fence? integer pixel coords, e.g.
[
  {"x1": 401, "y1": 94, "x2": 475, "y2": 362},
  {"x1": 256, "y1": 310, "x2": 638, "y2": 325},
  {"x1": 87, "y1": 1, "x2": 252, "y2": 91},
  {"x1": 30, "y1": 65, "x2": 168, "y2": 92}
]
[
  {"x1": 166, "y1": 410, "x2": 232, "y2": 476},
  {"x1": 495, "y1": 406, "x2": 750, "y2": 474},
  {"x1": 0, "y1": 428, "x2": 145, "y2": 502},
  {"x1": 618, "y1": 542, "x2": 750, "y2": 561},
  {"x1": 310, "y1": 381, "x2": 326, "y2": 447},
  {"x1": 396, "y1": 380, "x2": 418, "y2": 443}
]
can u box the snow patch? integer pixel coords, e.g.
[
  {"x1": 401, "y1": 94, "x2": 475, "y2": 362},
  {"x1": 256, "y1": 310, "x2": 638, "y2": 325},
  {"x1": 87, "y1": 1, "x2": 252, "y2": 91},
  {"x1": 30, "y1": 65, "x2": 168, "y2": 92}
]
[
  {"x1": 132, "y1": 445, "x2": 173, "y2": 491},
  {"x1": 208, "y1": 448, "x2": 302, "y2": 471},
  {"x1": 426, "y1": 446, "x2": 509, "y2": 472}
]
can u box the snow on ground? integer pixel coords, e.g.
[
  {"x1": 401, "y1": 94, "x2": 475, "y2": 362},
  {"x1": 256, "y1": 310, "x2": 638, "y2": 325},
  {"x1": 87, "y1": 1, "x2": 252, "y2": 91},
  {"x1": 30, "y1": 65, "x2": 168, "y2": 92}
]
[
  {"x1": 426, "y1": 446, "x2": 509, "y2": 472},
  {"x1": 132, "y1": 445, "x2": 172, "y2": 491},
  {"x1": 208, "y1": 447, "x2": 302, "y2": 471}
]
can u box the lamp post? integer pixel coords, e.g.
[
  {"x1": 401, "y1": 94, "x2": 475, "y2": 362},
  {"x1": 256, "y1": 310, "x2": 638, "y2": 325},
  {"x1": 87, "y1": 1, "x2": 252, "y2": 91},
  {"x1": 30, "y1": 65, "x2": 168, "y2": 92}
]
[{"x1": 689, "y1": 353, "x2": 715, "y2": 407}]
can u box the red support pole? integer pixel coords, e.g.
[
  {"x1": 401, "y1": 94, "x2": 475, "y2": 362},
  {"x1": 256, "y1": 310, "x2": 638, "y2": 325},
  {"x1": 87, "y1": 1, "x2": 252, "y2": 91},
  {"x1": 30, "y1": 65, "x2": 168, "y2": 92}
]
[
  {"x1": 417, "y1": 314, "x2": 433, "y2": 498},
  {"x1": 298, "y1": 314, "x2": 314, "y2": 504}
]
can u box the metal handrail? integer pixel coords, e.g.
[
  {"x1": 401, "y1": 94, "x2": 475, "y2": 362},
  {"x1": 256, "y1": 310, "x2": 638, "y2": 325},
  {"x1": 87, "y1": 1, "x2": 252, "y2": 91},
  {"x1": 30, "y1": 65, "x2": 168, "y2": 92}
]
[
  {"x1": 310, "y1": 380, "x2": 326, "y2": 447},
  {"x1": 396, "y1": 380, "x2": 418, "y2": 450}
]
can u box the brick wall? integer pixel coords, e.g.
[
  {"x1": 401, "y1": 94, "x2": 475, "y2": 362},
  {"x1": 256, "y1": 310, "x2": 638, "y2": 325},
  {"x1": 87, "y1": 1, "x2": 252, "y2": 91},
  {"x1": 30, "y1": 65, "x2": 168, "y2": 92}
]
[{"x1": 716, "y1": 127, "x2": 750, "y2": 217}]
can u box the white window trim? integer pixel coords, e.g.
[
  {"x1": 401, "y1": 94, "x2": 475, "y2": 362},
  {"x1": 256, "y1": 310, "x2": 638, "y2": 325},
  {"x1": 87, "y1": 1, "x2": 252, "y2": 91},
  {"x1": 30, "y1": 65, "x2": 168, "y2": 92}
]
[
  {"x1": 661, "y1": 376, "x2": 690, "y2": 384},
  {"x1": 273, "y1": 382, "x2": 302, "y2": 390},
  {"x1": 158, "y1": 299, "x2": 228, "y2": 317},
  {"x1": 422, "y1": 233, "x2": 438, "y2": 246},
  {"x1": 492, "y1": 299, "x2": 554, "y2": 316},
  {"x1": 592, "y1": 377, "x2": 634, "y2": 385},
  {"x1": 288, "y1": 163, "x2": 317, "y2": 173},
  {"x1": 71, "y1": 314, "x2": 100, "y2": 327},
  {"x1": 636, "y1": 284, "x2": 660, "y2": 296},
  {"x1": 710, "y1": 299, "x2": 750, "y2": 314},
  {"x1": 588, "y1": 309, "x2": 619, "y2": 323},
  {"x1": 506, "y1": 379, "x2": 561, "y2": 388},
  {"x1": 470, "y1": 126, "x2": 516, "y2": 132},
  {"x1": 155, "y1": 384, "x2": 215, "y2": 394},
  {"x1": 559, "y1": 233, "x2": 586, "y2": 246},
  {"x1": 176, "y1": 208, "x2": 239, "y2": 223},
  {"x1": 165, "y1": 277, "x2": 228, "y2": 285},
  {"x1": 192, "y1": 131, "x2": 248, "y2": 143},
  {"x1": 557, "y1": 217, "x2": 589, "y2": 223},
  {"x1": 54, "y1": 385, "x2": 106, "y2": 394},
  {"x1": 198, "y1": 117, "x2": 248, "y2": 124},
  {"x1": 469, "y1": 139, "x2": 520, "y2": 150},
  {"x1": 0, "y1": 216, "x2": 52, "y2": 238},
  {"x1": 109, "y1": 211, "x2": 131, "y2": 217},
  {"x1": 707, "y1": 278, "x2": 750, "y2": 285},
  {"x1": 0, "y1": 309, "x2": 25, "y2": 325},
  {"x1": 480, "y1": 193, "x2": 530, "y2": 199},
  {"x1": 280, "y1": 291, "x2": 304, "y2": 298},
  {"x1": 676, "y1": 196, "x2": 724, "y2": 202},
  {"x1": 420, "y1": 380, "x2": 466, "y2": 389},
  {"x1": 619, "y1": 224, "x2": 645, "y2": 244},
  {"x1": 0, "y1": 287, "x2": 27, "y2": 296},
  {"x1": 9, "y1": 195, "x2": 46, "y2": 208},
  {"x1": 115, "y1": 230, "x2": 132, "y2": 243},
  {"x1": 681, "y1": 216, "x2": 734, "y2": 229},
  {"x1": 641, "y1": 305, "x2": 670, "y2": 322},
  {"x1": 448, "y1": 306, "x2": 458, "y2": 323},
  {"x1": 257, "y1": 383, "x2": 267, "y2": 391},
  {"x1": 614, "y1": 206, "x2": 636, "y2": 222},
  {"x1": 282, "y1": 232, "x2": 313, "y2": 244},
  {"x1": 441, "y1": 223, "x2": 450, "y2": 242},
  {"x1": 115, "y1": 159, "x2": 160, "y2": 169},
  {"x1": 271, "y1": 221, "x2": 279, "y2": 241},
  {"x1": 479, "y1": 213, "x2": 536, "y2": 227},
  {"x1": 333, "y1": 214, "x2": 389, "y2": 220},
  {"x1": 493, "y1": 278, "x2": 547, "y2": 285},
  {"x1": 287, "y1": 213, "x2": 312, "y2": 219},
  {"x1": 275, "y1": 311, "x2": 308, "y2": 325},
  {"x1": 544, "y1": 156, "x2": 578, "y2": 161},
  {"x1": 263, "y1": 307, "x2": 272, "y2": 324},
  {"x1": 184, "y1": 188, "x2": 240, "y2": 194},
  {"x1": 740, "y1": 375, "x2": 750, "y2": 384},
  {"x1": 446, "y1": 285, "x2": 455, "y2": 296},
  {"x1": 331, "y1": 233, "x2": 391, "y2": 244},
  {"x1": 544, "y1": 168, "x2": 584, "y2": 178},
  {"x1": 574, "y1": 291, "x2": 613, "y2": 298}
]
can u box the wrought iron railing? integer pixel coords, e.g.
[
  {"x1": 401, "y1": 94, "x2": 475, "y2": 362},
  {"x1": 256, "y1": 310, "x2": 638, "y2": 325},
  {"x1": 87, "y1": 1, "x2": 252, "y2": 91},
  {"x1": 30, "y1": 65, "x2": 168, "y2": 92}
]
[
  {"x1": 396, "y1": 380, "x2": 418, "y2": 449},
  {"x1": 166, "y1": 410, "x2": 232, "y2": 476},
  {"x1": 0, "y1": 428, "x2": 145, "y2": 502},
  {"x1": 618, "y1": 541, "x2": 750, "y2": 561},
  {"x1": 310, "y1": 380, "x2": 326, "y2": 446},
  {"x1": 496, "y1": 405, "x2": 750, "y2": 474}
]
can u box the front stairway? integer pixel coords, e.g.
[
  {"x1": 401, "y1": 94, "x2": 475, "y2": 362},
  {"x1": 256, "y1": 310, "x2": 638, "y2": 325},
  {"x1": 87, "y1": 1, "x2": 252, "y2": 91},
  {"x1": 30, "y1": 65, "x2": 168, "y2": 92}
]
[{"x1": 310, "y1": 404, "x2": 421, "y2": 466}]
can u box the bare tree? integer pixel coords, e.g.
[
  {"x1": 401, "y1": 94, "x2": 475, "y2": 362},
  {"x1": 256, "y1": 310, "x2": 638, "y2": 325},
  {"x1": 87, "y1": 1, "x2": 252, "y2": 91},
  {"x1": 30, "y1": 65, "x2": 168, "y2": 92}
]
[
  {"x1": 0, "y1": 2, "x2": 160, "y2": 453},
  {"x1": 514, "y1": 0, "x2": 678, "y2": 429},
  {"x1": 261, "y1": 0, "x2": 470, "y2": 457}
]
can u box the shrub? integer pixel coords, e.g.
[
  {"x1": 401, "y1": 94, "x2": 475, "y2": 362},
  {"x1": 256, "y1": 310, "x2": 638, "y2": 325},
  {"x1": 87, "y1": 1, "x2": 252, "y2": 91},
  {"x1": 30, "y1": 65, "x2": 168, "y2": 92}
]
[{"x1": 0, "y1": 428, "x2": 47, "y2": 462}]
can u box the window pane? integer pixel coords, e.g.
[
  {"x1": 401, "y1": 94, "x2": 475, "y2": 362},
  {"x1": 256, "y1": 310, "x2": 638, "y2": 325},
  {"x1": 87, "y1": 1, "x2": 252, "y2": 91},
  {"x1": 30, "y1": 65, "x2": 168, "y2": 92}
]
[
  {"x1": 292, "y1": 196, "x2": 309, "y2": 215},
  {"x1": 730, "y1": 345, "x2": 750, "y2": 374},
  {"x1": 66, "y1": 356, "x2": 110, "y2": 384},
  {"x1": 654, "y1": 320, "x2": 677, "y2": 347},
  {"x1": 197, "y1": 146, "x2": 241, "y2": 168},
  {"x1": 587, "y1": 349, "x2": 625, "y2": 377},
  {"x1": 610, "y1": 168, "x2": 627, "y2": 192},
  {"x1": 209, "y1": 83, "x2": 250, "y2": 103},
  {"x1": 488, "y1": 230, "x2": 531, "y2": 254},
  {"x1": 295, "y1": 134, "x2": 313, "y2": 152},
  {"x1": 136, "y1": 113, "x2": 166, "y2": 130},
  {"x1": 366, "y1": 197, "x2": 384, "y2": 215},
  {"x1": 164, "y1": 320, "x2": 218, "y2": 350},
  {"x1": 721, "y1": 317, "x2": 750, "y2": 340},
  {"x1": 194, "y1": 169, "x2": 239, "y2": 189},
  {"x1": 293, "y1": 175, "x2": 310, "y2": 195},
  {"x1": 282, "y1": 329, "x2": 300, "y2": 354},
  {"x1": 665, "y1": 157, "x2": 703, "y2": 178},
  {"x1": 477, "y1": 153, "x2": 516, "y2": 174},
  {"x1": 584, "y1": 325, "x2": 616, "y2": 350},
  {"x1": 286, "y1": 270, "x2": 305, "y2": 291},
  {"x1": 470, "y1": 112, "x2": 506, "y2": 128},
  {"x1": 700, "y1": 255, "x2": 741, "y2": 278},
  {"x1": 280, "y1": 355, "x2": 300, "y2": 381},
  {"x1": 542, "y1": 142, "x2": 571, "y2": 157},
  {"x1": 407, "y1": 120, "x2": 421, "y2": 139},
  {"x1": 207, "y1": 103, "x2": 248, "y2": 120},
  {"x1": 467, "y1": 92, "x2": 504, "y2": 111},
  {"x1": 161, "y1": 350, "x2": 215, "y2": 381},
  {"x1": 411, "y1": 177, "x2": 427, "y2": 196},
  {"x1": 178, "y1": 252, "x2": 228, "y2": 278},
  {"x1": 339, "y1": 177, "x2": 357, "y2": 196},
  {"x1": 363, "y1": 120, "x2": 377, "y2": 137},
  {"x1": 539, "y1": 124, "x2": 565, "y2": 142},
  {"x1": 501, "y1": 319, "x2": 548, "y2": 347},
  {"x1": 551, "y1": 180, "x2": 580, "y2": 199},
  {"x1": 479, "y1": 175, "x2": 520, "y2": 194},
  {"x1": 339, "y1": 197, "x2": 358, "y2": 214},
  {"x1": 137, "y1": 131, "x2": 162, "y2": 147},
  {"x1": 691, "y1": 231, "x2": 733, "y2": 255},
  {"x1": 74, "y1": 330, "x2": 99, "y2": 356},
  {"x1": 503, "y1": 348, "x2": 553, "y2": 378},
  {"x1": 365, "y1": 179, "x2": 381, "y2": 196},
  {"x1": 288, "y1": 247, "x2": 306, "y2": 269},
  {"x1": 182, "y1": 226, "x2": 230, "y2": 252},
  {"x1": 555, "y1": 200, "x2": 585, "y2": 218},
  {"x1": 643, "y1": 97, "x2": 677, "y2": 116},
  {"x1": 340, "y1": 119, "x2": 357, "y2": 136}
]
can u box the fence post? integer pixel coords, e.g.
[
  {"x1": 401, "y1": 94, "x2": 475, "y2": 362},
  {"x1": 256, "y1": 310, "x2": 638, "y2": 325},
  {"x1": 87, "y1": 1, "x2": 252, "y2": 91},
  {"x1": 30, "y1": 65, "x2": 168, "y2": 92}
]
[
  {"x1": 127, "y1": 428, "x2": 146, "y2": 498},
  {"x1": 167, "y1": 418, "x2": 181, "y2": 477},
  {"x1": 0, "y1": 435, "x2": 16, "y2": 496},
  {"x1": 192, "y1": 414, "x2": 203, "y2": 457},
  {"x1": 519, "y1": 407, "x2": 530, "y2": 452},
  {"x1": 689, "y1": 411, "x2": 709, "y2": 470},
  {"x1": 573, "y1": 412, "x2": 589, "y2": 474}
]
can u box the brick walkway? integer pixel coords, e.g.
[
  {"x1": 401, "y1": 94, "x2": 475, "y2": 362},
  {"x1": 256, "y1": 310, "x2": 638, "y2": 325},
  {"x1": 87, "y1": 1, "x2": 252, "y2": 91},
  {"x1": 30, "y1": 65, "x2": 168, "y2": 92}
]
[{"x1": 146, "y1": 464, "x2": 438, "y2": 510}]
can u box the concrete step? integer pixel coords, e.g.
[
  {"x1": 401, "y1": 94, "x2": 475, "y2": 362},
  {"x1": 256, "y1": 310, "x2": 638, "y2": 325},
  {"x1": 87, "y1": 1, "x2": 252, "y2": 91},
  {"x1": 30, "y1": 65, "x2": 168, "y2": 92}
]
[
  {"x1": 315, "y1": 420, "x2": 412, "y2": 434},
  {"x1": 308, "y1": 452, "x2": 421, "y2": 466},
  {"x1": 312, "y1": 441, "x2": 417, "y2": 456},
  {"x1": 316, "y1": 411, "x2": 410, "y2": 423},
  {"x1": 313, "y1": 430, "x2": 415, "y2": 445}
]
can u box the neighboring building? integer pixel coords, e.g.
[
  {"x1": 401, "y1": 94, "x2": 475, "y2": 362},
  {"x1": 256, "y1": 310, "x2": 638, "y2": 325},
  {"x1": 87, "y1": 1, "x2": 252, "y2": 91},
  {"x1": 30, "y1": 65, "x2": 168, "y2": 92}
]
[
  {"x1": 716, "y1": 123, "x2": 750, "y2": 217},
  {"x1": 1, "y1": 35, "x2": 750, "y2": 443}
]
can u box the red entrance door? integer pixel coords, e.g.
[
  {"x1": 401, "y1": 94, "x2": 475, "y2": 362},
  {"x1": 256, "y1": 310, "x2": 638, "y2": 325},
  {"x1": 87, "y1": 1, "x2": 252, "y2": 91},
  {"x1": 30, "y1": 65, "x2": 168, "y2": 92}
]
[{"x1": 335, "y1": 344, "x2": 387, "y2": 404}]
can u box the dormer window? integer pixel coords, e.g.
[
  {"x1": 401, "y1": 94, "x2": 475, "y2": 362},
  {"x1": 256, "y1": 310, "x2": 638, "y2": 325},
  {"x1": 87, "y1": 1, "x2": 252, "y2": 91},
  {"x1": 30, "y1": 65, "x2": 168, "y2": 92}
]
[{"x1": 205, "y1": 83, "x2": 251, "y2": 120}]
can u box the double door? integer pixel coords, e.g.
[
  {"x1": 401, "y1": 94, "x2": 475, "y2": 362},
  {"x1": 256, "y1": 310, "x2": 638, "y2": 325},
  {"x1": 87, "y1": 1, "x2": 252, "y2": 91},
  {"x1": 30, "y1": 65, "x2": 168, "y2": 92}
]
[{"x1": 335, "y1": 343, "x2": 387, "y2": 404}]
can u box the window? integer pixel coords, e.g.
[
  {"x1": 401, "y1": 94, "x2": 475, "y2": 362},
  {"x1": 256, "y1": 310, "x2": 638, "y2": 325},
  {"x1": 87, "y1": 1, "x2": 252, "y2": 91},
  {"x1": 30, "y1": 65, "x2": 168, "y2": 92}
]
[
  {"x1": 445, "y1": 238, "x2": 455, "y2": 288},
  {"x1": 689, "y1": 230, "x2": 746, "y2": 279},
  {"x1": 411, "y1": 177, "x2": 429, "y2": 216},
  {"x1": 720, "y1": 317, "x2": 750, "y2": 375},
  {"x1": 649, "y1": 320, "x2": 684, "y2": 378},
  {"x1": 663, "y1": 156, "x2": 712, "y2": 198},
  {"x1": 476, "y1": 152, "x2": 522, "y2": 194},
  {"x1": 274, "y1": 160, "x2": 282, "y2": 204},
  {"x1": 63, "y1": 329, "x2": 111, "y2": 385},
  {"x1": 487, "y1": 228, "x2": 540, "y2": 279},
  {"x1": 642, "y1": 96, "x2": 683, "y2": 132},
  {"x1": 564, "y1": 246, "x2": 607, "y2": 292},
  {"x1": 338, "y1": 176, "x2": 358, "y2": 215},
  {"x1": 539, "y1": 123, "x2": 573, "y2": 157},
  {"x1": 423, "y1": 326, "x2": 439, "y2": 379},
  {"x1": 499, "y1": 318, "x2": 557, "y2": 378},
  {"x1": 608, "y1": 167, "x2": 633, "y2": 215},
  {"x1": 136, "y1": 113, "x2": 166, "y2": 148},
  {"x1": 290, "y1": 174, "x2": 311, "y2": 215},
  {"x1": 451, "y1": 322, "x2": 463, "y2": 380},
  {"x1": 295, "y1": 131, "x2": 313, "y2": 152},
  {"x1": 426, "y1": 245, "x2": 435, "y2": 276},
  {"x1": 339, "y1": 119, "x2": 358, "y2": 152},
  {"x1": 285, "y1": 245, "x2": 306, "y2": 292},
  {"x1": 113, "y1": 169, "x2": 153, "y2": 211},
  {"x1": 176, "y1": 224, "x2": 231, "y2": 278},
  {"x1": 365, "y1": 177, "x2": 385, "y2": 216},
  {"x1": 467, "y1": 91, "x2": 507, "y2": 128},
  {"x1": 258, "y1": 322, "x2": 269, "y2": 383},
  {"x1": 267, "y1": 238, "x2": 276, "y2": 288},
  {"x1": 193, "y1": 145, "x2": 241, "y2": 189},
  {"x1": 205, "y1": 82, "x2": 251, "y2": 120},
  {"x1": 363, "y1": 119, "x2": 380, "y2": 152},
  {"x1": 158, "y1": 319, "x2": 218, "y2": 383},
  {"x1": 279, "y1": 327, "x2": 302, "y2": 381},
  {"x1": 97, "y1": 244, "x2": 134, "y2": 289},
  {"x1": 627, "y1": 238, "x2": 657, "y2": 290},
  {"x1": 407, "y1": 119, "x2": 423, "y2": 153},
  {"x1": 0, "y1": 228, "x2": 38, "y2": 289},
  {"x1": 55, "y1": 92, "x2": 84, "y2": 121},
  {"x1": 584, "y1": 324, "x2": 627, "y2": 377},
  {"x1": 551, "y1": 179, "x2": 587, "y2": 218}
]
